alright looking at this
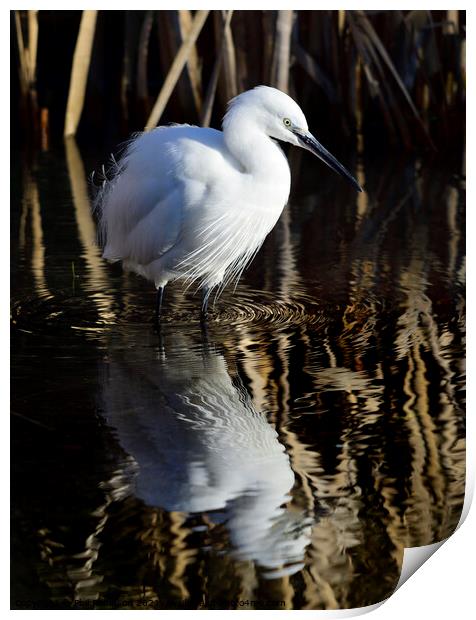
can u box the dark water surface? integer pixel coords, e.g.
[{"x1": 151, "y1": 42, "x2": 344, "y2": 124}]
[{"x1": 11, "y1": 142, "x2": 465, "y2": 610}]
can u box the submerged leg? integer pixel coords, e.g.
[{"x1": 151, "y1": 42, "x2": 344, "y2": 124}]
[
  {"x1": 201, "y1": 287, "x2": 212, "y2": 323},
  {"x1": 155, "y1": 286, "x2": 165, "y2": 322}
]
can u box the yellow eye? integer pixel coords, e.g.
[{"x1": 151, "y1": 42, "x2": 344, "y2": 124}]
[{"x1": 283, "y1": 118, "x2": 291, "y2": 127}]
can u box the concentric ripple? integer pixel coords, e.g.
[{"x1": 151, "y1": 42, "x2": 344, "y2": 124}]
[
  {"x1": 11, "y1": 287, "x2": 334, "y2": 335},
  {"x1": 215, "y1": 289, "x2": 329, "y2": 329},
  {"x1": 11, "y1": 292, "x2": 116, "y2": 334}
]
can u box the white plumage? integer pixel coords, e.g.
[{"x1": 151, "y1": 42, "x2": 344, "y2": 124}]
[{"x1": 95, "y1": 86, "x2": 361, "y2": 313}]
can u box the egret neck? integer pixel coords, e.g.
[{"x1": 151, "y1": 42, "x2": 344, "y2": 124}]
[{"x1": 222, "y1": 111, "x2": 292, "y2": 206}]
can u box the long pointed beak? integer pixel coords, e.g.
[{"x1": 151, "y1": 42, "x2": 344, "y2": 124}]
[{"x1": 293, "y1": 129, "x2": 363, "y2": 192}]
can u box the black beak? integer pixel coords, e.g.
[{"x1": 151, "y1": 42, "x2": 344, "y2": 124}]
[{"x1": 293, "y1": 129, "x2": 363, "y2": 193}]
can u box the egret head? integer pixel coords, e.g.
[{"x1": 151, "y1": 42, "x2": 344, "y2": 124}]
[{"x1": 225, "y1": 86, "x2": 363, "y2": 192}]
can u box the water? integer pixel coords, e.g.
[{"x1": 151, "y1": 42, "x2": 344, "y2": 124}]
[{"x1": 11, "y1": 142, "x2": 465, "y2": 610}]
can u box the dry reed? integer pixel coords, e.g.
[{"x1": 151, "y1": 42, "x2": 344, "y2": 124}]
[{"x1": 12, "y1": 10, "x2": 465, "y2": 149}]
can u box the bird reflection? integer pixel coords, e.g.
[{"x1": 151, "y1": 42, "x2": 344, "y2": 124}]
[{"x1": 99, "y1": 326, "x2": 311, "y2": 578}]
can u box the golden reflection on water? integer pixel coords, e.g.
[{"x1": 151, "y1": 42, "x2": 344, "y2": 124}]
[
  {"x1": 11, "y1": 146, "x2": 465, "y2": 609},
  {"x1": 19, "y1": 165, "x2": 51, "y2": 298},
  {"x1": 65, "y1": 137, "x2": 115, "y2": 323}
]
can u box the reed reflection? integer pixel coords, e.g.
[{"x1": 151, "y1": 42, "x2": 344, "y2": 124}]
[
  {"x1": 99, "y1": 326, "x2": 312, "y2": 578},
  {"x1": 18, "y1": 163, "x2": 51, "y2": 298},
  {"x1": 65, "y1": 137, "x2": 115, "y2": 322}
]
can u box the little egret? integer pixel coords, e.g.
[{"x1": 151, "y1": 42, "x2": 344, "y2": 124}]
[{"x1": 95, "y1": 86, "x2": 362, "y2": 319}]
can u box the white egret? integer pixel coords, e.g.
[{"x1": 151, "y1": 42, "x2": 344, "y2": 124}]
[{"x1": 95, "y1": 86, "x2": 362, "y2": 319}]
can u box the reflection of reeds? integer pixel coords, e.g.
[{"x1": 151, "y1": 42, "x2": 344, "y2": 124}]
[
  {"x1": 394, "y1": 255, "x2": 463, "y2": 544},
  {"x1": 65, "y1": 136, "x2": 115, "y2": 322},
  {"x1": 20, "y1": 165, "x2": 50, "y2": 297},
  {"x1": 36, "y1": 458, "x2": 137, "y2": 606},
  {"x1": 238, "y1": 156, "x2": 463, "y2": 605},
  {"x1": 28, "y1": 176, "x2": 48, "y2": 296},
  {"x1": 13, "y1": 10, "x2": 465, "y2": 148}
]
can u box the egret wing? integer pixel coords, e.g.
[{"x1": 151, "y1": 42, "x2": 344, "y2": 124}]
[
  {"x1": 99, "y1": 124, "x2": 224, "y2": 267},
  {"x1": 123, "y1": 184, "x2": 186, "y2": 265},
  {"x1": 100, "y1": 135, "x2": 189, "y2": 265}
]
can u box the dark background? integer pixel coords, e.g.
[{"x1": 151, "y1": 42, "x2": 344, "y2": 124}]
[{"x1": 12, "y1": 10, "x2": 465, "y2": 155}]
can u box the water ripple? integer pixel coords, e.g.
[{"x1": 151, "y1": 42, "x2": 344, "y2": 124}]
[
  {"x1": 11, "y1": 288, "x2": 330, "y2": 334},
  {"x1": 214, "y1": 290, "x2": 329, "y2": 329}
]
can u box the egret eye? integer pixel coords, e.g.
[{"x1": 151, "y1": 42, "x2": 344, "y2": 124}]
[{"x1": 283, "y1": 118, "x2": 291, "y2": 127}]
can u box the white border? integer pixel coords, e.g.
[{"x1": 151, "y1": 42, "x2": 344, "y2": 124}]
[{"x1": 6, "y1": 3, "x2": 471, "y2": 617}]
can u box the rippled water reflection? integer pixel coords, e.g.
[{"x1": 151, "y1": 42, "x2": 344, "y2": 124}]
[{"x1": 11, "y1": 142, "x2": 465, "y2": 609}]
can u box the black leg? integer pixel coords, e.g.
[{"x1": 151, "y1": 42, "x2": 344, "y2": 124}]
[
  {"x1": 201, "y1": 287, "x2": 212, "y2": 323},
  {"x1": 200, "y1": 288, "x2": 211, "y2": 345},
  {"x1": 155, "y1": 286, "x2": 165, "y2": 323}
]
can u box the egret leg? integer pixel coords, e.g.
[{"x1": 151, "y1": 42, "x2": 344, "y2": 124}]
[
  {"x1": 200, "y1": 292, "x2": 211, "y2": 346},
  {"x1": 201, "y1": 287, "x2": 212, "y2": 323},
  {"x1": 155, "y1": 286, "x2": 165, "y2": 322},
  {"x1": 200, "y1": 317, "x2": 210, "y2": 344}
]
